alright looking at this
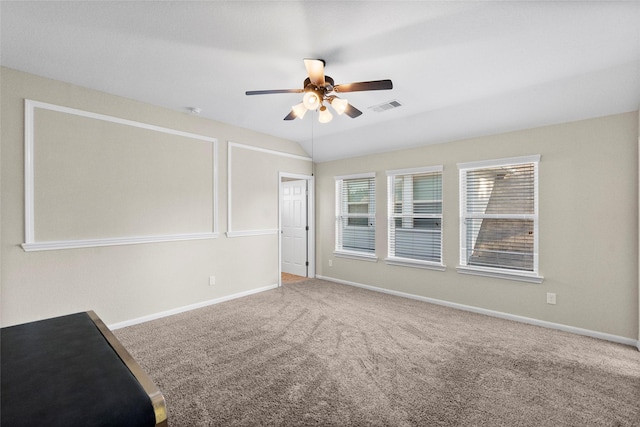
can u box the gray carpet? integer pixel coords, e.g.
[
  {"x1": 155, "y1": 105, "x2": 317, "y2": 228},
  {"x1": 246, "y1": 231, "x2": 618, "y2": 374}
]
[{"x1": 115, "y1": 279, "x2": 640, "y2": 426}]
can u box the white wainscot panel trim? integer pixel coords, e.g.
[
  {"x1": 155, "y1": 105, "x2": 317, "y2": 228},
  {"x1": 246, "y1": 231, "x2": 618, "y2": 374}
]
[
  {"x1": 227, "y1": 142, "x2": 311, "y2": 237},
  {"x1": 23, "y1": 99, "x2": 219, "y2": 251},
  {"x1": 225, "y1": 229, "x2": 279, "y2": 238},
  {"x1": 22, "y1": 233, "x2": 219, "y2": 252}
]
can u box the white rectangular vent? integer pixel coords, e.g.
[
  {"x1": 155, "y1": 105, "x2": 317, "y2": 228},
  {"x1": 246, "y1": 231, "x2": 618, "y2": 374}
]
[{"x1": 369, "y1": 100, "x2": 402, "y2": 113}]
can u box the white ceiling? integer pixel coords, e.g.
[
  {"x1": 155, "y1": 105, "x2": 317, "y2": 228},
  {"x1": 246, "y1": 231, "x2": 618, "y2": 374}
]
[{"x1": 2, "y1": 1, "x2": 639, "y2": 162}]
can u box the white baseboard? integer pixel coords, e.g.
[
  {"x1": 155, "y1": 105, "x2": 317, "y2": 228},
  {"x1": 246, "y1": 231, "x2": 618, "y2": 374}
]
[
  {"x1": 316, "y1": 275, "x2": 640, "y2": 350},
  {"x1": 108, "y1": 283, "x2": 278, "y2": 330}
]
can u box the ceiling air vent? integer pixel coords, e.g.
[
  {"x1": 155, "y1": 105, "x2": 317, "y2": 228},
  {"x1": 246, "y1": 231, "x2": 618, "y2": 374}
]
[{"x1": 369, "y1": 100, "x2": 402, "y2": 113}]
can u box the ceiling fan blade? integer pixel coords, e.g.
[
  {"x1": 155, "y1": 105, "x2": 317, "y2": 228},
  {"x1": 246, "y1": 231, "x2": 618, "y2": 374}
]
[
  {"x1": 344, "y1": 103, "x2": 363, "y2": 118},
  {"x1": 246, "y1": 89, "x2": 303, "y2": 95},
  {"x1": 304, "y1": 59, "x2": 325, "y2": 87},
  {"x1": 283, "y1": 110, "x2": 297, "y2": 121},
  {"x1": 334, "y1": 79, "x2": 393, "y2": 93}
]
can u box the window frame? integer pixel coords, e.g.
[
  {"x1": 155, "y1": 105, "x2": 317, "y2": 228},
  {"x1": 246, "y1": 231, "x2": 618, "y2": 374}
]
[
  {"x1": 457, "y1": 155, "x2": 543, "y2": 283},
  {"x1": 385, "y1": 166, "x2": 445, "y2": 271},
  {"x1": 334, "y1": 172, "x2": 377, "y2": 261}
]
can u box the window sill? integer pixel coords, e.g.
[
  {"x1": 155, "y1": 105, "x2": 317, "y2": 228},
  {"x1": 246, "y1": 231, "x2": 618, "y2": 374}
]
[
  {"x1": 385, "y1": 257, "x2": 446, "y2": 271},
  {"x1": 334, "y1": 250, "x2": 378, "y2": 262},
  {"x1": 456, "y1": 266, "x2": 544, "y2": 284}
]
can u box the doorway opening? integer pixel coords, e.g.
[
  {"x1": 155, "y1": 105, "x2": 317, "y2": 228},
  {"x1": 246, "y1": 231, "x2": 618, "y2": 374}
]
[{"x1": 279, "y1": 173, "x2": 314, "y2": 286}]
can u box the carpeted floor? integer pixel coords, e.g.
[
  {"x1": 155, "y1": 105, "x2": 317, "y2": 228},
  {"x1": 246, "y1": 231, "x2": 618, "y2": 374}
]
[{"x1": 115, "y1": 279, "x2": 640, "y2": 426}]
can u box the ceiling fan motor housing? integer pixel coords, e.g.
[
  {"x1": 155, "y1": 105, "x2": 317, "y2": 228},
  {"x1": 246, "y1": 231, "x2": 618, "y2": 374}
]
[{"x1": 303, "y1": 76, "x2": 335, "y2": 110}]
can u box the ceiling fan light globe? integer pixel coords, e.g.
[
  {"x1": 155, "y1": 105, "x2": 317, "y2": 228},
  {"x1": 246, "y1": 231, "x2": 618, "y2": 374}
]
[
  {"x1": 292, "y1": 103, "x2": 307, "y2": 119},
  {"x1": 302, "y1": 91, "x2": 320, "y2": 110},
  {"x1": 318, "y1": 105, "x2": 333, "y2": 123},
  {"x1": 330, "y1": 97, "x2": 348, "y2": 115}
]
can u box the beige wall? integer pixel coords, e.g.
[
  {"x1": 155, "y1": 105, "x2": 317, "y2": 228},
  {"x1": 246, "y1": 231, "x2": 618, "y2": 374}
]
[
  {"x1": 315, "y1": 112, "x2": 639, "y2": 340},
  {"x1": 3, "y1": 66, "x2": 637, "y2": 342},
  {"x1": 1, "y1": 67, "x2": 311, "y2": 326}
]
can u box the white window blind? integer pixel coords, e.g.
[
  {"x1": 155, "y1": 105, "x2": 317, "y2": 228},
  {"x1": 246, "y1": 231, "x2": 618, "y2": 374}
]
[
  {"x1": 387, "y1": 166, "x2": 443, "y2": 266},
  {"x1": 459, "y1": 156, "x2": 540, "y2": 278},
  {"x1": 335, "y1": 174, "x2": 375, "y2": 255}
]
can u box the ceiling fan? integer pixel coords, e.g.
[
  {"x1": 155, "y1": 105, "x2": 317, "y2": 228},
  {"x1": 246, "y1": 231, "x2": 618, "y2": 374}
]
[{"x1": 245, "y1": 59, "x2": 393, "y2": 123}]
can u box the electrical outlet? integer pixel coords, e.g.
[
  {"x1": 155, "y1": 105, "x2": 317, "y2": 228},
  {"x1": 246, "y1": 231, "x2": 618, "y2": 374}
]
[
  {"x1": 209, "y1": 276, "x2": 216, "y2": 286},
  {"x1": 546, "y1": 292, "x2": 556, "y2": 305},
  {"x1": 328, "y1": 260, "x2": 333, "y2": 267}
]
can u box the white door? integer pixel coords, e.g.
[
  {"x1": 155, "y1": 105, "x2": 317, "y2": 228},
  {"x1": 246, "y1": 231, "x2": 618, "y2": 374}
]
[{"x1": 281, "y1": 180, "x2": 307, "y2": 276}]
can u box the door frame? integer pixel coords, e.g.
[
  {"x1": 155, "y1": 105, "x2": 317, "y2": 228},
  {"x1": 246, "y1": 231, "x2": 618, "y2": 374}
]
[{"x1": 278, "y1": 172, "x2": 315, "y2": 286}]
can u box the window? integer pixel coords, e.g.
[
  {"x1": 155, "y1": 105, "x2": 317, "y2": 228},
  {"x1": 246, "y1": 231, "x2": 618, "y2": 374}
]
[
  {"x1": 335, "y1": 173, "x2": 376, "y2": 259},
  {"x1": 386, "y1": 166, "x2": 444, "y2": 270},
  {"x1": 458, "y1": 155, "x2": 542, "y2": 283}
]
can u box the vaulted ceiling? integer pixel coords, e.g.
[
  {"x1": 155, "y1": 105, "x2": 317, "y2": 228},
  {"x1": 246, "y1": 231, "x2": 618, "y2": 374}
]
[{"x1": 2, "y1": 1, "x2": 639, "y2": 162}]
